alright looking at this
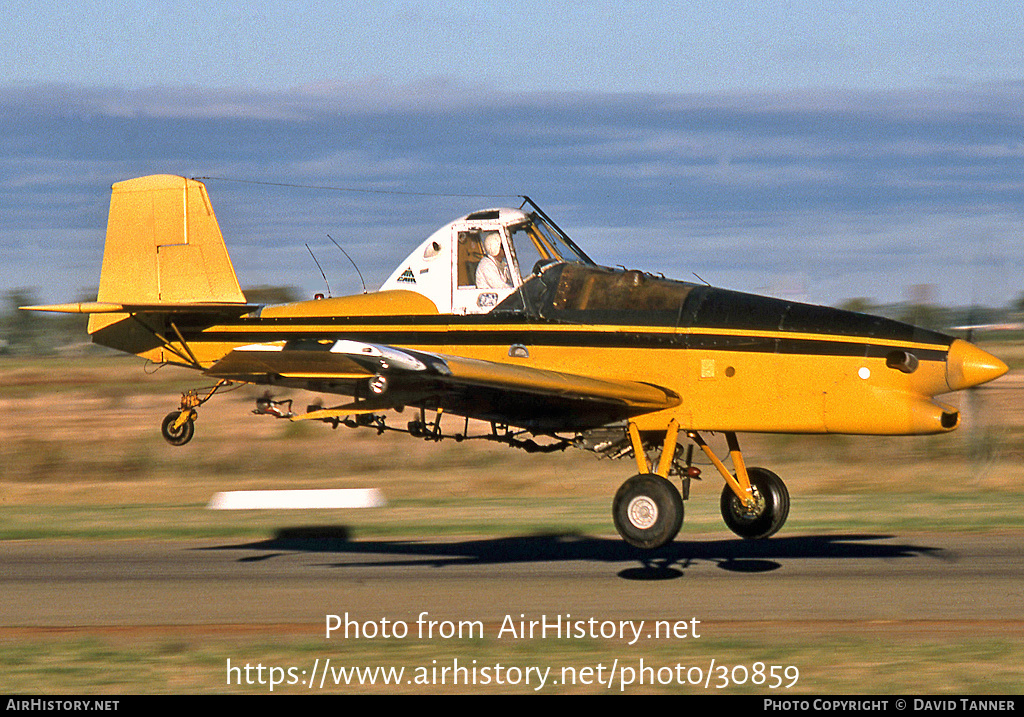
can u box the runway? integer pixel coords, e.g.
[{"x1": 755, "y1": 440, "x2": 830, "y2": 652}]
[{"x1": 1, "y1": 531, "x2": 1022, "y2": 631}]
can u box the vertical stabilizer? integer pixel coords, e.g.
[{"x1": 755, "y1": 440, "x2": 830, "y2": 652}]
[
  {"x1": 97, "y1": 175, "x2": 245, "y2": 304},
  {"x1": 90, "y1": 175, "x2": 246, "y2": 333}
]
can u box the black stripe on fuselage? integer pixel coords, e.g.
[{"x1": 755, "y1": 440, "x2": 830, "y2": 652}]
[{"x1": 184, "y1": 322, "x2": 950, "y2": 361}]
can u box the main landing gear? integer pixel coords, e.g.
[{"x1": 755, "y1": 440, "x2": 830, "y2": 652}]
[
  {"x1": 160, "y1": 381, "x2": 231, "y2": 446},
  {"x1": 612, "y1": 473, "x2": 684, "y2": 550},
  {"x1": 611, "y1": 419, "x2": 689, "y2": 549},
  {"x1": 719, "y1": 467, "x2": 790, "y2": 540},
  {"x1": 610, "y1": 421, "x2": 790, "y2": 549}
]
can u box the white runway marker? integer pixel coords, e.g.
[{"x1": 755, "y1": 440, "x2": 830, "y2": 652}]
[{"x1": 207, "y1": 489, "x2": 386, "y2": 510}]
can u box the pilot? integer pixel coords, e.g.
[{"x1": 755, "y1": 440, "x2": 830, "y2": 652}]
[{"x1": 474, "y1": 231, "x2": 513, "y2": 289}]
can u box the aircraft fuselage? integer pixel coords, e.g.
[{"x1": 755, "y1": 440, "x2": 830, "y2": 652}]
[{"x1": 92, "y1": 262, "x2": 999, "y2": 437}]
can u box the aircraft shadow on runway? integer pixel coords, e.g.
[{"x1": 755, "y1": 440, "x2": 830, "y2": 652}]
[{"x1": 203, "y1": 529, "x2": 945, "y2": 581}]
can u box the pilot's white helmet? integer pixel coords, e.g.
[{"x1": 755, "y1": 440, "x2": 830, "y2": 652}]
[{"x1": 482, "y1": 232, "x2": 502, "y2": 256}]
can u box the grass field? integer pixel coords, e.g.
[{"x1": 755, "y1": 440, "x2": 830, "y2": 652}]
[{"x1": 2, "y1": 630, "x2": 1021, "y2": 694}]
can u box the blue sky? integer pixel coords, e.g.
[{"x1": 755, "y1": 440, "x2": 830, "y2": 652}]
[
  {"x1": 7, "y1": 1, "x2": 1024, "y2": 93},
  {"x1": 3, "y1": 1, "x2": 1024, "y2": 307}
]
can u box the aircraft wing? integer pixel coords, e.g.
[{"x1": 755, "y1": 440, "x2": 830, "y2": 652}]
[{"x1": 205, "y1": 340, "x2": 679, "y2": 430}]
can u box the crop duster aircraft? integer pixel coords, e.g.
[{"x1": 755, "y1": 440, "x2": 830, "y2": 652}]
[{"x1": 25, "y1": 175, "x2": 1009, "y2": 549}]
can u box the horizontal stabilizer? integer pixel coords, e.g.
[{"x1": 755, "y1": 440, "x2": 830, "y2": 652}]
[{"x1": 22, "y1": 301, "x2": 259, "y2": 315}]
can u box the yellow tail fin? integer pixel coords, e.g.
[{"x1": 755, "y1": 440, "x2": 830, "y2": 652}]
[
  {"x1": 89, "y1": 175, "x2": 246, "y2": 335},
  {"x1": 97, "y1": 175, "x2": 245, "y2": 304}
]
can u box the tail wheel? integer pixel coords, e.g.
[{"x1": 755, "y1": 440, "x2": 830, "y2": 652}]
[
  {"x1": 720, "y1": 467, "x2": 789, "y2": 539},
  {"x1": 612, "y1": 474, "x2": 684, "y2": 549},
  {"x1": 161, "y1": 411, "x2": 195, "y2": 446}
]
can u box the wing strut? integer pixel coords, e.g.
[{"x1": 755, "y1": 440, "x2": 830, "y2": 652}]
[
  {"x1": 168, "y1": 321, "x2": 202, "y2": 369},
  {"x1": 128, "y1": 314, "x2": 205, "y2": 370}
]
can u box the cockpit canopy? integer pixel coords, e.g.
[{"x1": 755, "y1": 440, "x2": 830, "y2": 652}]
[{"x1": 380, "y1": 201, "x2": 594, "y2": 314}]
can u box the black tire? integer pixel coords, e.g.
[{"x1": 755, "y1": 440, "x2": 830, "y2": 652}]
[
  {"x1": 161, "y1": 411, "x2": 195, "y2": 446},
  {"x1": 720, "y1": 467, "x2": 789, "y2": 539},
  {"x1": 612, "y1": 474, "x2": 684, "y2": 549}
]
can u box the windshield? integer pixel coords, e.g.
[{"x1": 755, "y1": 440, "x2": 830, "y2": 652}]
[
  {"x1": 508, "y1": 214, "x2": 592, "y2": 279},
  {"x1": 532, "y1": 214, "x2": 590, "y2": 264}
]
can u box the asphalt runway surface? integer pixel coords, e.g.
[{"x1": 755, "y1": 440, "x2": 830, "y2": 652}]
[{"x1": 1, "y1": 531, "x2": 1022, "y2": 631}]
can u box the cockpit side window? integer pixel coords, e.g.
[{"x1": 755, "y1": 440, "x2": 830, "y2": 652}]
[
  {"x1": 456, "y1": 231, "x2": 485, "y2": 288},
  {"x1": 453, "y1": 225, "x2": 519, "y2": 314},
  {"x1": 475, "y1": 230, "x2": 513, "y2": 289},
  {"x1": 457, "y1": 228, "x2": 514, "y2": 290}
]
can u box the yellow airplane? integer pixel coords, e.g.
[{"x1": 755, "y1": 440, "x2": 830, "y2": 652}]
[{"x1": 25, "y1": 175, "x2": 1009, "y2": 549}]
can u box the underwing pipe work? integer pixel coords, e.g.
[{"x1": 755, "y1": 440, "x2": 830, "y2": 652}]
[{"x1": 25, "y1": 175, "x2": 1008, "y2": 549}]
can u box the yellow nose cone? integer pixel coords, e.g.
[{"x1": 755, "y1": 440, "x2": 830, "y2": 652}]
[{"x1": 946, "y1": 339, "x2": 1009, "y2": 391}]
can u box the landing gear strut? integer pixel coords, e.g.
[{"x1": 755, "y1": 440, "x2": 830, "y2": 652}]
[
  {"x1": 611, "y1": 419, "x2": 686, "y2": 549},
  {"x1": 689, "y1": 431, "x2": 790, "y2": 540}
]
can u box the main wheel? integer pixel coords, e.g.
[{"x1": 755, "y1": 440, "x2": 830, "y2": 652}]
[
  {"x1": 612, "y1": 474, "x2": 684, "y2": 549},
  {"x1": 161, "y1": 411, "x2": 195, "y2": 446},
  {"x1": 720, "y1": 467, "x2": 789, "y2": 539}
]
